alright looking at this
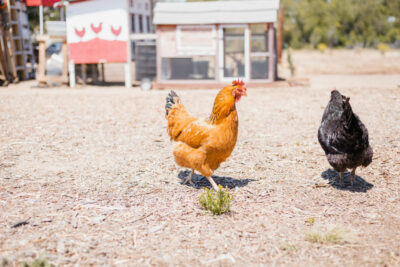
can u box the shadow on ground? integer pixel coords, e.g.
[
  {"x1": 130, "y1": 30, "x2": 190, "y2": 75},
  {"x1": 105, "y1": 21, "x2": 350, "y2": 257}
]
[
  {"x1": 178, "y1": 170, "x2": 255, "y2": 189},
  {"x1": 321, "y1": 169, "x2": 374, "y2": 192}
]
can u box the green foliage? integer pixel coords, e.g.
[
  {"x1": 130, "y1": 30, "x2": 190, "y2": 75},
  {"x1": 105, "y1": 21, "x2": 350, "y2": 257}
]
[
  {"x1": 22, "y1": 258, "x2": 54, "y2": 267},
  {"x1": 305, "y1": 228, "x2": 345, "y2": 245},
  {"x1": 281, "y1": 0, "x2": 400, "y2": 48},
  {"x1": 280, "y1": 243, "x2": 298, "y2": 251},
  {"x1": 26, "y1": 7, "x2": 62, "y2": 33},
  {"x1": 305, "y1": 217, "x2": 315, "y2": 226},
  {"x1": 377, "y1": 43, "x2": 390, "y2": 54},
  {"x1": 317, "y1": 43, "x2": 327, "y2": 53},
  {"x1": 199, "y1": 185, "x2": 233, "y2": 215},
  {"x1": 287, "y1": 48, "x2": 295, "y2": 77},
  {"x1": 2, "y1": 258, "x2": 8, "y2": 267}
]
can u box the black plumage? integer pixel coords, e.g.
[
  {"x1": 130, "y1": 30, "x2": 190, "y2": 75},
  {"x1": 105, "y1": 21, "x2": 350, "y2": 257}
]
[
  {"x1": 318, "y1": 90, "x2": 373, "y2": 186},
  {"x1": 165, "y1": 90, "x2": 179, "y2": 116}
]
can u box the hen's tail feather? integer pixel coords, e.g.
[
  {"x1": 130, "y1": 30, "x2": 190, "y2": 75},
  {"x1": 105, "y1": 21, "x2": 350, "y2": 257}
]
[{"x1": 165, "y1": 90, "x2": 180, "y2": 116}]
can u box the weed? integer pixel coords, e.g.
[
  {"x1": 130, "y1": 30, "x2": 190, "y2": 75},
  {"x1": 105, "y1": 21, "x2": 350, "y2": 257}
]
[
  {"x1": 199, "y1": 185, "x2": 233, "y2": 215},
  {"x1": 287, "y1": 48, "x2": 296, "y2": 77},
  {"x1": 305, "y1": 228, "x2": 345, "y2": 245},
  {"x1": 317, "y1": 43, "x2": 327, "y2": 53},
  {"x1": 305, "y1": 217, "x2": 315, "y2": 226},
  {"x1": 2, "y1": 258, "x2": 8, "y2": 267},
  {"x1": 377, "y1": 43, "x2": 390, "y2": 55},
  {"x1": 22, "y1": 258, "x2": 54, "y2": 267},
  {"x1": 280, "y1": 243, "x2": 298, "y2": 252}
]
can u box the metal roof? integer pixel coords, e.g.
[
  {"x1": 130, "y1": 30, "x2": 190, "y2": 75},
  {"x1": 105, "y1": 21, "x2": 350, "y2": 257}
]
[{"x1": 153, "y1": 0, "x2": 280, "y2": 25}]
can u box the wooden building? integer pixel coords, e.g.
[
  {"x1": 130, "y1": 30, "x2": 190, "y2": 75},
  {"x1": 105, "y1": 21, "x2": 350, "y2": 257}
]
[
  {"x1": 66, "y1": 0, "x2": 153, "y2": 87},
  {"x1": 153, "y1": 0, "x2": 280, "y2": 89}
]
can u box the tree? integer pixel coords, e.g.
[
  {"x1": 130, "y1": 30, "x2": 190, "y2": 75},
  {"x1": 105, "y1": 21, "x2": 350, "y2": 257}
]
[{"x1": 282, "y1": 0, "x2": 400, "y2": 48}]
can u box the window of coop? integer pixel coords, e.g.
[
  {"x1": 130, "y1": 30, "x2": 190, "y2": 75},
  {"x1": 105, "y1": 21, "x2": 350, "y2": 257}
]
[
  {"x1": 251, "y1": 24, "x2": 269, "y2": 79},
  {"x1": 161, "y1": 57, "x2": 216, "y2": 80}
]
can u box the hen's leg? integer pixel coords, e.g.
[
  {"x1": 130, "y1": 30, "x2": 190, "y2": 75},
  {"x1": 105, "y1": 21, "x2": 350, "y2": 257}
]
[
  {"x1": 206, "y1": 176, "x2": 219, "y2": 191},
  {"x1": 183, "y1": 169, "x2": 194, "y2": 185},
  {"x1": 339, "y1": 172, "x2": 344, "y2": 187},
  {"x1": 350, "y1": 168, "x2": 357, "y2": 187}
]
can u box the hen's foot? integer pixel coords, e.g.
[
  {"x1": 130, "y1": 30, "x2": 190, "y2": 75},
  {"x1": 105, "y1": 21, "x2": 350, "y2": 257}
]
[
  {"x1": 183, "y1": 169, "x2": 194, "y2": 185},
  {"x1": 339, "y1": 172, "x2": 344, "y2": 187},
  {"x1": 206, "y1": 176, "x2": 220, "y2": 191},
  {"x1": 350, "y1": 168, "x2": 356, "y2": 187}
]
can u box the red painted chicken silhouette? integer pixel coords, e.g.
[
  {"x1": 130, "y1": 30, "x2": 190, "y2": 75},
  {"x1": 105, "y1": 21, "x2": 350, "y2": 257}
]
[
  {"x1": 75, "y1": 27, "x2": 86, "y2": 38},
  {"x1": 111, "y1": 26, "x2": 122, "y2": 37},
  {"x1": 91, "y1": 22, "x2": 103, "y2": 34}
]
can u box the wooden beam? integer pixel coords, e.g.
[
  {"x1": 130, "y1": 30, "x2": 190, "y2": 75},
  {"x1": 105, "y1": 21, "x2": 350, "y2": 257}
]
[
  {"x1": 156, "y1": 26, "x2": 162, "y2": 83},
  {"x1": 277, "y1": 6, "x2": 284, "y2": 63},
  {"x1": 0, "y1": 25, "x2": 9, "y2": 83},
  {"x1": 81, "y1": 64, "x2": 87, "y2": 84},
  {"x1": 268, "y1": 23, "x2": 275, "y2": 81},
  {"x1": 36, "y1": 36, "x2": 46, "y2": 83},
  {"x1": 61, "y1": 40, "x2": 68, "y2": 82},
  {"x1": 91, "y1": 64, "x2": 98, "y2": 84},
  {"x1": 100, "y1": 63, "x2": 105, "y2": 83}
]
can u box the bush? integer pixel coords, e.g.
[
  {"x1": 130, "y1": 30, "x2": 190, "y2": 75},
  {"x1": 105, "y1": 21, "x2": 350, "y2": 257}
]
[
  {"x1": 377, "y1": 43, "x2": 390, "y2": 55},
  {"x1": 287, "y1": 48, "x2": 296, "y2": 77},
  {"x1": 317, "y1": 43, "x2": 327, "y2": 53},
  {"x1": 199, "y1": 185, "x2": 233, "y2": 215}
]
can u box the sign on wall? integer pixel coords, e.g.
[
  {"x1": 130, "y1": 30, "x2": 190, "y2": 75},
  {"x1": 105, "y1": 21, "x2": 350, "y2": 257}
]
[{"x1": 66, "y1": 0, "x2": 128, "y2": 64}]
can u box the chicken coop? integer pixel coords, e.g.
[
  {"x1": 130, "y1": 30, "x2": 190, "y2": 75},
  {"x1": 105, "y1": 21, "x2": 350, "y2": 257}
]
[
  {"x1": 65, "y1": 0, "x2": 153, "y2": 87},
  {"x1": 153, "y1": 0, "x2": 280, "y2": 89}
]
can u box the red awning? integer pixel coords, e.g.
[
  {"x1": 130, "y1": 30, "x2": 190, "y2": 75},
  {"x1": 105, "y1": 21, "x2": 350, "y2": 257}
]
[{"x1": 25, "y1": 0, "x2": 61, "y2": 7}]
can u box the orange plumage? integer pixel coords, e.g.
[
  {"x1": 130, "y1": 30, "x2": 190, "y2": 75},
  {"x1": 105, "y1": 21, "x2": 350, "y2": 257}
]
[{"x1": 165, "y1": 80, "x2": 247, "y2": 190}]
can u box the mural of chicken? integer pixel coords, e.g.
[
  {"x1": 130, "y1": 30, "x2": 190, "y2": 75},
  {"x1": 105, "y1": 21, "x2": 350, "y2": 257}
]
[{"x1": 66, "y1": 0, "x2": 128, "y2": 64}]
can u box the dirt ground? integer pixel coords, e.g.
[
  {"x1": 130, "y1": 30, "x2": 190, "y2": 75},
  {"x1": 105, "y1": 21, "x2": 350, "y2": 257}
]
[{"x1": 1, "y1": 50, "x2": 400, "y2": 266}]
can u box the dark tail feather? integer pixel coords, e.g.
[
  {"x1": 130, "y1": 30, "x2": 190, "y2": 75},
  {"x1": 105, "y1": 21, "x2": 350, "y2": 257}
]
[{"x1": 165, "y1": 90, "x2": 180, "y2": 116}]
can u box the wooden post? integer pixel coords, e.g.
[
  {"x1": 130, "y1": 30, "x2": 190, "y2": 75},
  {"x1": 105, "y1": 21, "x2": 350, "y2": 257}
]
[
  {"x1": 156, "y1": 26, "x2": 161, "y2": 85},
  {"x1": 244, "y1": 24, "x2": 250, "y2": 81},
  {"x1": 2, "y1": 6, "x2": 17, "y2": 80},
  {"x1": 37, "y1": 35, "x2": 46, "y2": 84},
  {"x1": 100, "y1": 63, "x2": 105, "y2": 83},
  {"x1": 39, "y1": 5, "x2": 44, "y2": 35},
  {"x1": 277, "y1": 6, "x2": 284, "y2": 63},
  {"x1": 0, "y1": 28, "x2": 8, "y2": 83},
  {"x1": 268, "y1": 23, "x2": 275, "y2": 82},
  {"x1": 81, "y1": 64, "x2": 87, "y2": 84},
  {"x1": 61, "y1": 40, "x2": 68, "y2": 82},
  {"x1": 0, "y1": 11, "x2": 8, "y2": 82},
  {"x1": 125, "y1": 0, "x2": 131, "y2": 88},
  {"x1": 91, "y1": 64, "x2": 98, "y2": 84},
  {"x1": 68, "y1": 61, "x2": 76, "y2": 87}
]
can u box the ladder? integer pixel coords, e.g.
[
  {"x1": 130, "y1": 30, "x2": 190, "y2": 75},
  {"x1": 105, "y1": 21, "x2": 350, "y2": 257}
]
[
  {"x1": 0, "y1": 1, "x2": 15, "y2": 84},
  {"x1": 7, "y1": 0, "x2": 35, "y2": 80}
]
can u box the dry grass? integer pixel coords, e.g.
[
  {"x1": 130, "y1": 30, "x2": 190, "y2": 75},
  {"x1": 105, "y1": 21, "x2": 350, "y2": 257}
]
[
  {"x1": 305, "y1": 228, "x2": 346, "y2": 245},
  {"x1": 0, "y1": 50, "x2": 399, "y2": 266}
]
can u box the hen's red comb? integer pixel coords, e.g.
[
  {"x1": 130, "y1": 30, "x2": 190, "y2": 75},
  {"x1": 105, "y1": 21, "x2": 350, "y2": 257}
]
[{"x1": 232, "y1": 79, "x2": 245, "y2": 86}]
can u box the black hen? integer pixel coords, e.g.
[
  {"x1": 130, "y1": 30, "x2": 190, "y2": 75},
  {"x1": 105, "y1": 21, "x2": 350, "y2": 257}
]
[{"x1": 318, "y1": 90, "x2": 373, "y2": 187}]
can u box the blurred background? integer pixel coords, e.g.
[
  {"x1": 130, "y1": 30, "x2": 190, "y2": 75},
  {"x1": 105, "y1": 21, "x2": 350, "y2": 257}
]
[
  {"x1": 25, "y1": 0, "x2": 400, "y2": 50},
  {"x1": 0, "y1": 0, "x2": 399, "y2": 88}
]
